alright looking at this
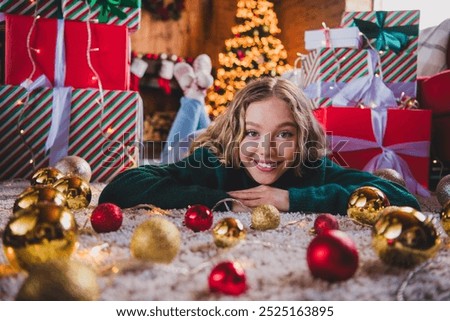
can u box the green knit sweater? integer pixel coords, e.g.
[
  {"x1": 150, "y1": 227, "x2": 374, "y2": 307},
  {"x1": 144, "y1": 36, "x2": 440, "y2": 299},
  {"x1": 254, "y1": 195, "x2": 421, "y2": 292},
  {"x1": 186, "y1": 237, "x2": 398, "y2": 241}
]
[{"x1": 99, "y1": 147, "x2": 421, "y2": 214}]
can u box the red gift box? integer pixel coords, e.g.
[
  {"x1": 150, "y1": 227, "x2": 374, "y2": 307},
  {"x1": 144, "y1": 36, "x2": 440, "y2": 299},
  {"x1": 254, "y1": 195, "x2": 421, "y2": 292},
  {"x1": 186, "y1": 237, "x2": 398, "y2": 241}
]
[
  {"x1": 314, "y1": 107, "x2": 431, "y2": 194},
  {"x1": 0, "y1": 85, "x2": 142, "y2": 182},
  {"x1": 417, "y1": 71, "x2": 450, "y2": 162},
  {"x1": 5, "y1": 14, "x2": 130, "y2": 91}
]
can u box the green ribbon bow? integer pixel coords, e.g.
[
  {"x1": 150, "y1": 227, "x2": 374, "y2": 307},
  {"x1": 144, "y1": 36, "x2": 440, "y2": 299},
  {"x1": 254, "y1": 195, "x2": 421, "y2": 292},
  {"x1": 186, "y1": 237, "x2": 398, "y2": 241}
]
[
  {"x1": 88, "y1": 0, "x2": 140, "y2": 23},
  {"x1": 353, "y1": 11, "x2": 419, "y2": 54}
]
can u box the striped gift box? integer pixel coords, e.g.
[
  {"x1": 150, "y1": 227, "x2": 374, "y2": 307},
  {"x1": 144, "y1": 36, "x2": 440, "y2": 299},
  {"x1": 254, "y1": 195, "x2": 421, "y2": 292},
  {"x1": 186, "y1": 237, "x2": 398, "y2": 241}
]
[
  {"x1": 341, "y1": 10, "x2": 420, "y2": 52},
  {"x1": 0, "y1": 85, "x2": 143, "y2": 182},
  {"x1": 62, "y1": 0, "x2": 141, "y2": 33},
  {"x1": 0, "y1": 0, "x2": 60, "y2": 18},
  {"x1": 341, "y1": 11, "x2": 420, "y2": 98},
  {"x1": 302, "y1": 48, "x2": 371, "y2": 107}
]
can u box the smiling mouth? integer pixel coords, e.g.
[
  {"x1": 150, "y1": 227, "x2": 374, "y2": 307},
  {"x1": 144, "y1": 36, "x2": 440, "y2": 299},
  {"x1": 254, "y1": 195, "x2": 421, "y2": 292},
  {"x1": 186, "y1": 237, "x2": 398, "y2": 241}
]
[{"x1": 253, "y1": 160, "x2": 281, "y2": 172}]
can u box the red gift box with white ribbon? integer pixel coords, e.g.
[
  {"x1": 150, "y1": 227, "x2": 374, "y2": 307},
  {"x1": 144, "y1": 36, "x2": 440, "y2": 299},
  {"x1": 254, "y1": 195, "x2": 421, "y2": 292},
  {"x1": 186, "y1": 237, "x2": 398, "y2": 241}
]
[
  {"x1": 314, "y1": 106, "x2": 431, "y2": 195},
  {"x1": 4, "y1": 14, "x2": 130, "y2": 91}
]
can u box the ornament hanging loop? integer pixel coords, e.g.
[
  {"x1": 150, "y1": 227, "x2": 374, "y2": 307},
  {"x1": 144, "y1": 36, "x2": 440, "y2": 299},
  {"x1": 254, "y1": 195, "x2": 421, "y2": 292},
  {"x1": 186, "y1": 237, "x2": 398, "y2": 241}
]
[{"x1": 212, "y1": 198, "x2": 252, "y2": 213}]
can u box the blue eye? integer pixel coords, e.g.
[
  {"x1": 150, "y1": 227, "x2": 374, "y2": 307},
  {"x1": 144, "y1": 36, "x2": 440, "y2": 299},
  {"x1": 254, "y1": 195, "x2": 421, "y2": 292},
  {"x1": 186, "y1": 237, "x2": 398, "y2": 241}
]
[
  {"x1": 277, "y1": 131, "x2": 294, "y2": 139},
  {"x1": 245, "y1": 130, "x2": 258, "y2": 137}
]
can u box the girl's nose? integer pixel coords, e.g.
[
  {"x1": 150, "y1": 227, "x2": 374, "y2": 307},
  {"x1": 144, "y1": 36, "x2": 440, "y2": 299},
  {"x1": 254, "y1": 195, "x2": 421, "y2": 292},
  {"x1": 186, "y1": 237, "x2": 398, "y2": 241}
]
[{"x1": 258, "y1": 133, "x2": 275, "y2": 156}]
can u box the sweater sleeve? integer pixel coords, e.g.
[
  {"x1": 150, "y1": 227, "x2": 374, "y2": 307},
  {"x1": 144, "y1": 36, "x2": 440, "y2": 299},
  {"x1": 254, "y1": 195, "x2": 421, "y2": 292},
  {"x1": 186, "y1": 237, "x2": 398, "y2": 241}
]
[
  {"x1": 99, "y1": 148, "x2": 229, "y2": 209},
  {"x1": 288, "y1": 159, "x2": 421, "y2": 215}
]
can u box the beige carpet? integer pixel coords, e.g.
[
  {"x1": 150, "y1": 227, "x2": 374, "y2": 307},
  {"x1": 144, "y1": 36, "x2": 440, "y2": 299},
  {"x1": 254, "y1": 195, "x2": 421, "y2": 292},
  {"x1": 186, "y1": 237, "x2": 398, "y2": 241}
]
[{"x1": 0, "y1": 179, "x2": 449, "y2": 301}]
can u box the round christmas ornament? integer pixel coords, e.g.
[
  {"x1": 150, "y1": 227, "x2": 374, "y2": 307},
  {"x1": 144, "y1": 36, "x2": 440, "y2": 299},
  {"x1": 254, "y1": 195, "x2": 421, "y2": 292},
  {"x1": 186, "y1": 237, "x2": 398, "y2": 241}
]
[
  {"x1": 13, "y1": 185, "x2": 67, "y2": 213},
  {"x1": 306, "y1": 229, "x2": 359, "y2": 282},
  {"x1": 90, "y1": 203, "x2": 123, "y2": 233},
  {"x1": 347, "y1": 186, "x2": 390, "y2": 225},
  {"x1": 30, "y1": 167, "x2": 64, "y2": 186},
  {"x1": 2, "y1": 202, "x2": 78, "y2": 271},
  {"x1": 130, "y1": 217, "x2": 181, "y2": 263},
  {"x1": 311, "y1": 213, "x2": 339, "y2": 235},
  {"x1": 440, "y1": 200, "x2": 450, "y2": 236},
  {"x1": 212, "y1": 217, "x2": 246, "y2": 248},
  {"x1": 251, "y1": 204, "x2": 280, "y2": 230},
  {"x1": 16, "y1": 260, "x2": 99, "y2": 301},
  {"x1": 373, "y1": 168, "x2": 406, "y2": 187},
  {"x1": 184, "y1": 204, "x2": 213, "y2": 232},
  {"x1": 435, "y1": 174, "x2": 450, "y2": 207},
  {"x1": 208, "y1": 261, "x2": 247, "y2": 296},
  {"x1": 54, "y1": 155, "x2": 92, "y2": 183},
  {"x1": 372, "y1": 206, "x2": 441, "y2": 268},
  {"x1": 53, "y1": 175, "x2": 92, "y2": 209}
]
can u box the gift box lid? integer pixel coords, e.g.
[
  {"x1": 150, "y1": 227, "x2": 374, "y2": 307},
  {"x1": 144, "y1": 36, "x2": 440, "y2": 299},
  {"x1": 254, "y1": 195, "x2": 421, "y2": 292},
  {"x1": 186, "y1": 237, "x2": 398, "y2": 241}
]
[{"x1": 305, "y1": 27, "x2": 361, "y2": 50}]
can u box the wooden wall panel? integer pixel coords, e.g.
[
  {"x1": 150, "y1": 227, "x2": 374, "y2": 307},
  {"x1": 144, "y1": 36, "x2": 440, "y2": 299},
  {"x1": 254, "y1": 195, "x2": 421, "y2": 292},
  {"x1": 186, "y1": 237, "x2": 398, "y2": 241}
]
[
  {"x1": 131, "y1": 0, "x2": 351, "y2": 67},
  {"x1": 130, "y1": 0, "x2": 207, "y2": 58},
  {"x1": 276, "y1": 0, "x2": 346, "y2": 65}
]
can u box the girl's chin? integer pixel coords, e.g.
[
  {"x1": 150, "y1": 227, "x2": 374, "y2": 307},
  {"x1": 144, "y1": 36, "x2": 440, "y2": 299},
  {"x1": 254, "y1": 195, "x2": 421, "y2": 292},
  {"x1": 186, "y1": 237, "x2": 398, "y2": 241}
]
[{"x1": 243, "y1": 167, "x2": 284, "y2": 185}]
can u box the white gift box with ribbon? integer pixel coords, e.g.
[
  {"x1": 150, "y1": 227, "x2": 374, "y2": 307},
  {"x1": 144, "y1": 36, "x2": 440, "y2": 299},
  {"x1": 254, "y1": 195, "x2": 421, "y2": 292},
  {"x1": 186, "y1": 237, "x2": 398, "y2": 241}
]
[{"x1": 305, "y1": 26, "x2": 361, "y2": 50}]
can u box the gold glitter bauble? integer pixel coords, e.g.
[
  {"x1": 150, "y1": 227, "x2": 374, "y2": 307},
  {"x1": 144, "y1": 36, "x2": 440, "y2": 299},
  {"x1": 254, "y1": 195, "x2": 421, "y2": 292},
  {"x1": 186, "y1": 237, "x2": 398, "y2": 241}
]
[
  {"x1": 30, "y1": 167, "x2": 64, "y2": 186},
  {"x1": 212, "y1": 217, "x2": 246, "y2": 248},
  {"x1": 440, "y1": 200, "x2": 450, "y2": 236},
  {"x1": 53, "y1": 175, "x2": 91, "y2": 209},
  {"x1": 16, "y1": 260, "x2": 99, "y2": 301},
  {"x1": 130, "y1": 217, "x2": 181, "y2": 263},
  {"x1": 2, "y1": 203, "x2": 78, "y2": 271},
  {"x1": 13, "y1": 185, "x2": 67, "y2": 213},
  {"x1": 372, "y1": 206, "x2": 441, "y2": 267},
  {"x1": 436, "y1": 174, "x2": 450, "y2": 207},
  {"x1": 373, "y1": 168, "x2": 406, "y2": 187},
  {"x1": 54, "y1": 155, "x2": 92, "y2": 183},
  {"x1": 251, "y1": 204, "x2": 280, "y2": 230},
  {"x1": 347, "y1": 186, "x2": 390, "y2": 225}
]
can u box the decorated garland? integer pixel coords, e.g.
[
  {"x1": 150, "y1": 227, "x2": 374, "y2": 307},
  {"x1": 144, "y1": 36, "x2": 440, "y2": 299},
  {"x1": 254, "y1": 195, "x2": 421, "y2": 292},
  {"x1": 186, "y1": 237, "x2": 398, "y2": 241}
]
[{"x1": 143, "y1": 0, "x2": 185, "y2": 21}]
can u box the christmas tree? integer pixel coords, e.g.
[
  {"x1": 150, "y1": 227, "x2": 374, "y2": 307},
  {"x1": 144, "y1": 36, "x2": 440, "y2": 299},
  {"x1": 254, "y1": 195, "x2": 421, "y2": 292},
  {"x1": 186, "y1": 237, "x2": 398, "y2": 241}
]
[{"x1": 207, "y1": 0, "x2": 291, "y2": 117}]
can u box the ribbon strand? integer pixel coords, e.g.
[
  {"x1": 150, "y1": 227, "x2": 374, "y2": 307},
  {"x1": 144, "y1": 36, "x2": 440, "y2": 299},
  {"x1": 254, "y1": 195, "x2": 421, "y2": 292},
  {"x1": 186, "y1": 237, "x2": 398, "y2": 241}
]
[{"x1": 85, "y1": 6, "x2": 138, "y2": 169}]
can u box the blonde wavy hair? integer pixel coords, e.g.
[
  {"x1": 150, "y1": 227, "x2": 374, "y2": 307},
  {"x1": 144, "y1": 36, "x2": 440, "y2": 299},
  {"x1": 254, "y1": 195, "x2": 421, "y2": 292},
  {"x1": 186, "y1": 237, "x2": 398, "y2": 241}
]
[{"x1": 190, "y1": 77, "x2": 327, "y2": 176}]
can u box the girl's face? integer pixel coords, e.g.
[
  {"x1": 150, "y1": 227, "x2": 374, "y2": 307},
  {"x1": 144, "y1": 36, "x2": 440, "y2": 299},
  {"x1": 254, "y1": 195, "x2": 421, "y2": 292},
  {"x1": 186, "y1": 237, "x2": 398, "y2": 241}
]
[{"x1": 239, "y1": 96, "x2": 298, "y2": 185}]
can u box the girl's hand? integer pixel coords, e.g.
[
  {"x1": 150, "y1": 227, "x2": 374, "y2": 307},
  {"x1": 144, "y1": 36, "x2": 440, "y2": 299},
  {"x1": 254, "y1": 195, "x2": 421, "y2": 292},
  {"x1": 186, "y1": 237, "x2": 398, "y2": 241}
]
[{"x1": 228, "y1": 185, "x2": 290, "y2": 212}]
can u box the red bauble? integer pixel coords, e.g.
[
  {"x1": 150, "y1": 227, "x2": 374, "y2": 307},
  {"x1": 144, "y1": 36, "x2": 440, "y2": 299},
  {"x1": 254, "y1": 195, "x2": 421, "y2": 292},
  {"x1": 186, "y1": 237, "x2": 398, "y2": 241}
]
[
  {"x1": 208, "y1": 261, "x2": 247, "y2": 296},
  {"x1": 90, "y1": 203, "x2": 123, "y2": 233},
  {"x1": 313, "y1": 213, "x2": 339, "y2": 235},
  {"x1": 306, "y1": 230, "x2": 358, "y2": 282},
  {"x1": 184, "y1": 204, "x2": 213, "y2": 232}
]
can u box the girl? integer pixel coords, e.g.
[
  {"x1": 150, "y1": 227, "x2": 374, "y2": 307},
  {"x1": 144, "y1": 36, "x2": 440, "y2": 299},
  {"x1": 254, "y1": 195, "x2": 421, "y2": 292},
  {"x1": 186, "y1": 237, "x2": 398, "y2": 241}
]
[{"x1": 99, "y1": 65, "x2": 420, "y2": 214}]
